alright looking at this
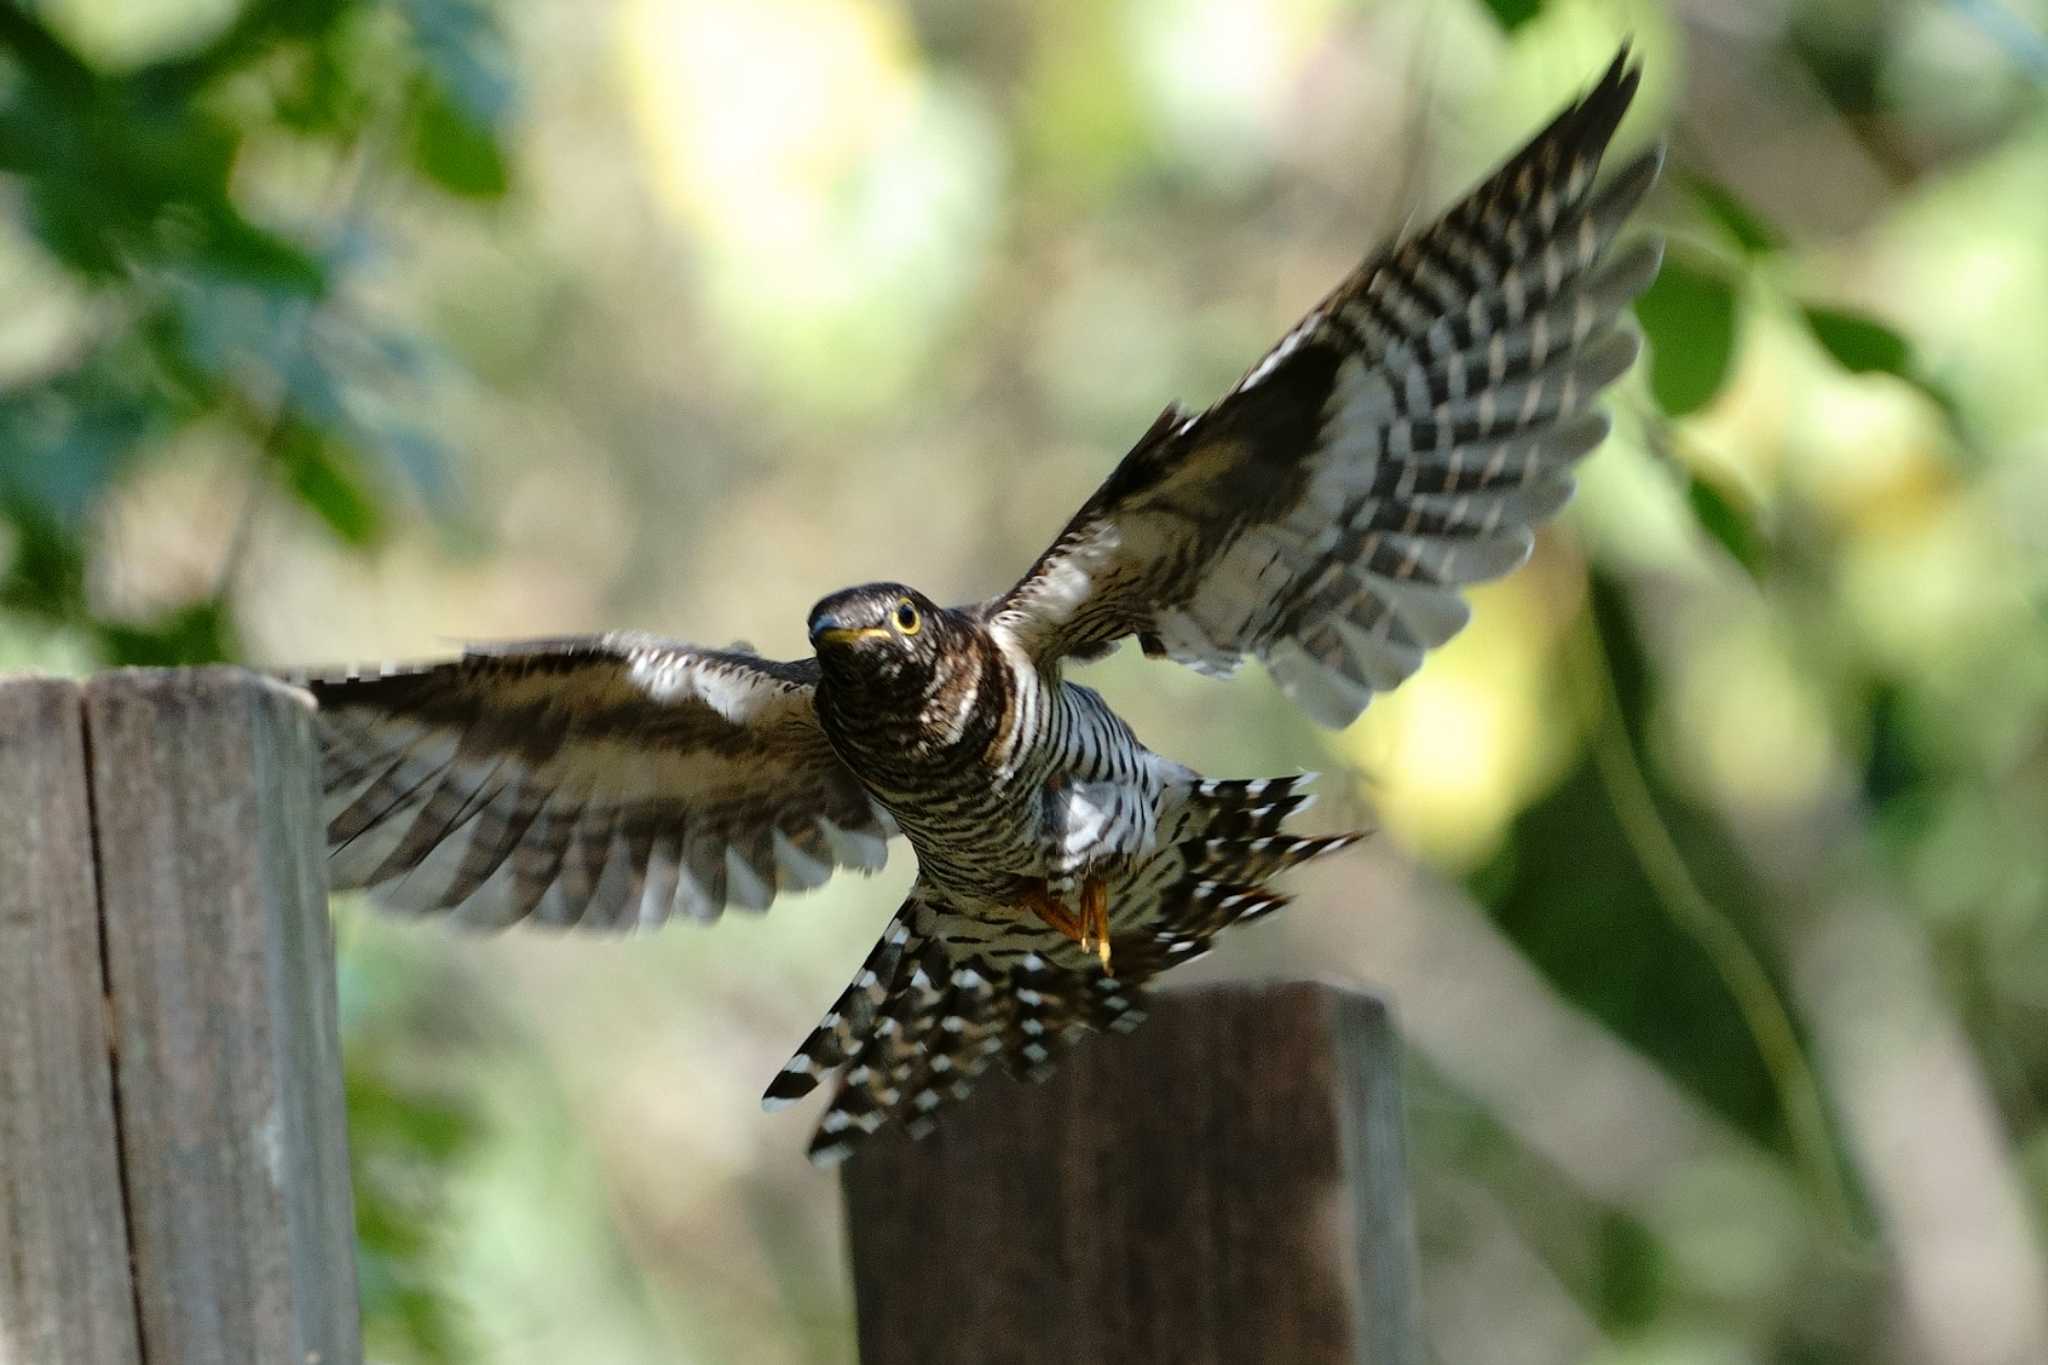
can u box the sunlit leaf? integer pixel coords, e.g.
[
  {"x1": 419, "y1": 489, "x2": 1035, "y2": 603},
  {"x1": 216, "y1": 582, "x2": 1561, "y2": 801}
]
[
  {"x1": 1686, "y1": 472, "x2": 1770, "y2": 580},
  {"x1": 408, "y1": 83, "x2": 508, "y2": 198},
  {"x1": 1634, "y1": 254, "x2": 1740, "y2": 417},
  {"x1": 1801, "y1": 305, "x2": 1910, "y2": 377},
  {"x1": 277, "y1": 426, "x2": 386, "y2": 546}
]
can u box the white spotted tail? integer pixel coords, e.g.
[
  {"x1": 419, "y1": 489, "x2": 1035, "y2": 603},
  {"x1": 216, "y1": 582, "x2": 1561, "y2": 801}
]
[{"x1": 764, "y1": 772, "x2": 1363, "y2": 1164}]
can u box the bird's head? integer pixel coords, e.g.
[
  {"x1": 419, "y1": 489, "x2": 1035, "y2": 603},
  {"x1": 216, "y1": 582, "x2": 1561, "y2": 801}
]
[{"x1": 807, "y1": 584, "x2": 954, "y2": 693}]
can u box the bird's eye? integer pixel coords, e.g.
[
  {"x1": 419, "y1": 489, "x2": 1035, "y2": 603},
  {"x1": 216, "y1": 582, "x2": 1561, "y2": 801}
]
[{"x1": 894, "y1": 600, "x2": 921, "y2": 635}]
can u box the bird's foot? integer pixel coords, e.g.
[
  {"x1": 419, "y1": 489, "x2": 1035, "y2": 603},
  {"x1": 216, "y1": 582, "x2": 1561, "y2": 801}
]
[
  {"x1": 1080, "y1": 876, "x2": 1112, "y2": 976},
  {"x1": 1022, "y1": 877, "x2": 1114, "y2": 976},
  {"x1": 1024, "y1": 881, "x2": 1085, "y2": 939}
]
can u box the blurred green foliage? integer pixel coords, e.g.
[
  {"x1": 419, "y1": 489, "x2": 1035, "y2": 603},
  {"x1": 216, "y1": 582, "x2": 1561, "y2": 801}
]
[
  {"x1": 1636, "y1": 253, "x2": 1739, "y2": 417},
  {"x1": 2, "y1": 2, "x2": 508, "y2": 1356},
  {"x1": 0, "y1": 0, "x2": 503, "y2": 665},
  {"x1": 1481, "y1": 0, "x2": 1545, "y2": 35}
]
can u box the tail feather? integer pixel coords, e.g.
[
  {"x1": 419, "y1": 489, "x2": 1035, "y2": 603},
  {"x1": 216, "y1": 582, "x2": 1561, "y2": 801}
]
[
  {"x1": 761, "y1": 915, "x2": 917, "y2": 1111},
  {"x1": 1186, "y1": 831, "x2": 1364, "y2": 884},
  {"x1": 768, "y1": 771, "x2": 1364, "y2": 1163},
  {"x1": 1187, "y1": 773, "x2": 1320, "y2": 839}
]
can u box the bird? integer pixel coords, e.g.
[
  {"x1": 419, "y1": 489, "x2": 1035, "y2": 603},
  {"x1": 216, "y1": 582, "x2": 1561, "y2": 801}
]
[{"x1": 294, "y1": 49, "x2": 1663, "y2": 1165}]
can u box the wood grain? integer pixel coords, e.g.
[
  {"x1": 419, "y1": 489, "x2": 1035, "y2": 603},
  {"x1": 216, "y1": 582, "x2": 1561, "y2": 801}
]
[
  {"x1": 83, "y1": 667, "x2": 360, "y2": 1365},
  {"x1": 841, "y1": 980, "x2": 1420, "y2": 1365},
  {"x1": 0, "y1": 677, "x2": 143, "y2": 1364}
]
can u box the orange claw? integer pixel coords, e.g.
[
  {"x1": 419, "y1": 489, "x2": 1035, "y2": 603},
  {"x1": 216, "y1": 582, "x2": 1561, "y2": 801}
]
[
  {"x1": 1080, "y1": 877, "x2": 1112, "y2": 976},
  {"x1": 1022, "y1": 877, "x2": 1114, "y2": 976},
  {"x1": 1023, "y1": 880, "x2": 1085, "y2": 940}
]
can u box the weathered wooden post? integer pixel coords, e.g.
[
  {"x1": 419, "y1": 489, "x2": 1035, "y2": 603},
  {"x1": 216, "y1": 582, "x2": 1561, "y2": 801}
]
[
  {"x1": 840, "y1": 980, "x2": 1420, "y2": 1365},
  {"x1": 0, "y1": 668, "x2": 361, "y2": 1365}
]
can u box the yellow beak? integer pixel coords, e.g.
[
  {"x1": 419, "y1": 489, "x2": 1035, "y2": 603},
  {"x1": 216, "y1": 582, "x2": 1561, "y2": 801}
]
[{"x1": 815, "y1": 626, "x2": 892, "y2": 647}]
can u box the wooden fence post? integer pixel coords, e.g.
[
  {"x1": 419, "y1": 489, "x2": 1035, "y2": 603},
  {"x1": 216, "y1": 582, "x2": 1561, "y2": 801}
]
[
  {"x1": 0, "y1": 668, "x2": 361, "y2": 1364},
  {"x1": 840, "y1": 980, "x2": 1421, "y2": 1365},
  {"x1": 0, "y1": 678, "x2": 142, "y2": 1363}
]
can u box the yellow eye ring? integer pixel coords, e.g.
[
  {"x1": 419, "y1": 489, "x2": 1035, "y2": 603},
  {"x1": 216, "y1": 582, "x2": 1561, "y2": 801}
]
[{"x1": 894, "y1": 599, "x2": 921, "y2": 635}]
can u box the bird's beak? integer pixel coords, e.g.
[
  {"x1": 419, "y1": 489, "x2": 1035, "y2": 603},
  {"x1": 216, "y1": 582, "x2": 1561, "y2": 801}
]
[{"x1": 809, "y1": 613, "x2": 890, "y2": 648}]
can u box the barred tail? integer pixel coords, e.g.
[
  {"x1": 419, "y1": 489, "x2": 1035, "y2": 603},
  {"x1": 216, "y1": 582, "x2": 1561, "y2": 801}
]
[
  {"x1": 1183, "y1": 772, "x2": 1366, "y2": 894},
  {"x1": 1102, "y1": 772, "x2": 1365, "y2": 978},
  {"x1": 762, "y1": 775, "x2": 1364, "y2": 1165},
  {"x1": 760, "y1": 913, "x2": 918, "y2": 1112},
  {"x1": 763, "y1": 889, "x2": 1147, "y2": 1167}
]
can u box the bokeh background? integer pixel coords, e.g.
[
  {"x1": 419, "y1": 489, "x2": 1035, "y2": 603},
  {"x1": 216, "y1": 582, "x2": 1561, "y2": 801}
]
[{"x1": 5, "y1": 0, "x2": 2047, "y2": 1360}]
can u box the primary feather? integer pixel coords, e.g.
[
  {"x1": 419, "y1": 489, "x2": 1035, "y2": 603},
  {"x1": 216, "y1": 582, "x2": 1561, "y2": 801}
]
[
  {"x1": 292, "y1": 635, "x2": 894, "y2": 930},
  {"x1": 989, "y1": 48, "x2": 1661, "y2": 727}
]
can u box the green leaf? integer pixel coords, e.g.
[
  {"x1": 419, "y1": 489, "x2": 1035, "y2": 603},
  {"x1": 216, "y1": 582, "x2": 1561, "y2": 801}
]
[
  {"x1": 277, "y1": 426, "x2": 385, "y2": 546},
  {"x1": 408, "y1": 82, "x2": 508, "y2": 199},
  {"x1": 1477, "y1": 0, "x2": 1543, "y2": 32},
  {"x1": 97, "y1": 598, "x2": 237, "y2": 666},
  {"x1": 0, "y1": 498, "x2": 89, "y2": 619},
  {"x1": 1596, "y1": 1211, "x2": 1666, "y2": 1328},
  {"x1": 1634, "y1": 255, "x2": 1740, "y2": 417},
  {"x1": 1801, "y1": 305, "x2": 1911, "y2": 377},
  {"x1": 1685, "y1": 472, "x2": 1770, "y2": 580},
  {"x1": 1685, "y1": 174, "x2": 1784, "y2": 256},
  {"x1": 1798, "y1": 304, "x2": 1976, "y2": 456},
  {"x1": 1630, "y1": 254, "x2": 1728, "y2": 417},
  {"x1": 195, "y1": 211, "x2": 327, "y2": 296}
]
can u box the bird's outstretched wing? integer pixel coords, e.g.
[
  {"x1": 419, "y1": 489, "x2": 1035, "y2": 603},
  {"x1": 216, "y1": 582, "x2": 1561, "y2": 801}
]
[
  {"x1": 986, "y1": 48, "x2": 1663, "y2": 726},
  {"x1": 291, "y1": 633, "x2": 894, "y2": 930}
]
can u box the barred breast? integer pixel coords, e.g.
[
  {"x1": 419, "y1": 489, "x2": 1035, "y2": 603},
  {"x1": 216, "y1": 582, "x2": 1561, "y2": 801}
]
[{"x1": 817, "y1": 631, "x2": 1163, "y2": 906}]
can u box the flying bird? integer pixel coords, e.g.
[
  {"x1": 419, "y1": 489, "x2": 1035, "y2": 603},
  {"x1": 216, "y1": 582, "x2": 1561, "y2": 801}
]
[{"x1": 297, "y1": 50, "x2": 1663, "y2": 1164}]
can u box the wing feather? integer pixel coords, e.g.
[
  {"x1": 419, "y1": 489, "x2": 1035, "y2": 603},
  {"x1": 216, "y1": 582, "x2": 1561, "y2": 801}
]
[
  {"x1": 287, "y1": 632, "x2": 895, "y2": 930},
  {"x1": 988, "y1": 47, "x2": 1662, "y2": 727}
]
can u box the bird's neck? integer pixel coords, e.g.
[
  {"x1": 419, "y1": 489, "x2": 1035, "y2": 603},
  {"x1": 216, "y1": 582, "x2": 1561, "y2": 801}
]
[{"x1": 815, "y1": 631, "x2": 1012, "y2": 782}]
